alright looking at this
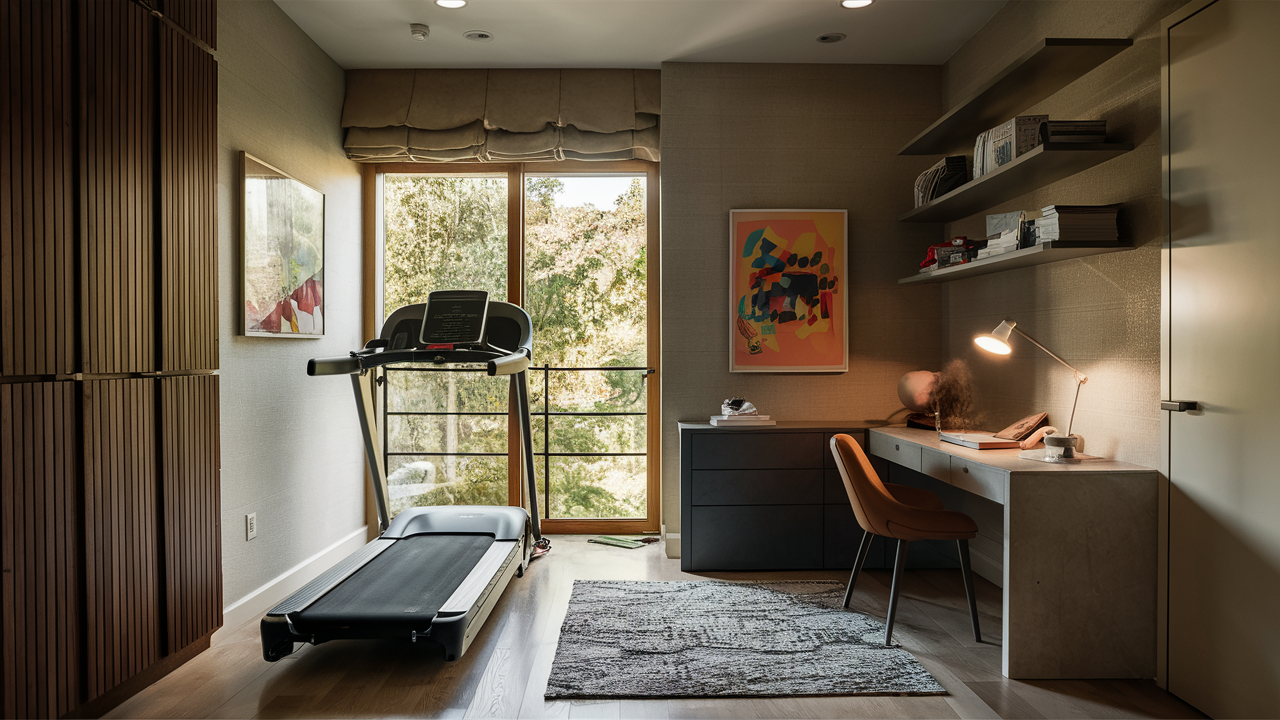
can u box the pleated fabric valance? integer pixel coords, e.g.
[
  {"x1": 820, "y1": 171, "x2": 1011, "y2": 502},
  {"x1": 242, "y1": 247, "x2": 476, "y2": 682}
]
[{"x1": 341, "y1": 68, "x2": 660, "y2": 163}]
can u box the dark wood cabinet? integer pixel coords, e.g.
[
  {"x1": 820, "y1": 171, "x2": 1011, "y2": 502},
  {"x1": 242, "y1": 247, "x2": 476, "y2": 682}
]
[{"x1": 679, "y1": 423, "x2": 887, "y2": 572}]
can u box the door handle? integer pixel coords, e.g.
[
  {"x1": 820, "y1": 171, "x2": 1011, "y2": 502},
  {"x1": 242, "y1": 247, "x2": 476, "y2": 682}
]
[{"x1": 1161, "y1": 400, "x2": 1199, "y2": 412}]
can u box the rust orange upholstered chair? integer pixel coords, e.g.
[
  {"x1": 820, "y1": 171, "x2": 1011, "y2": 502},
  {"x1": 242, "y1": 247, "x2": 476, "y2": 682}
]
[{"x1": 829, "y1": 433, "x2": 982, "y2": 645}]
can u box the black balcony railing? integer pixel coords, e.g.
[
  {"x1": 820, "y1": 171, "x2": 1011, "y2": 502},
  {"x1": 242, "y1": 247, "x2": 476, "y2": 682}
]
[{"x1": 381, "y1": 364, "x2": 648, "y2": 519}]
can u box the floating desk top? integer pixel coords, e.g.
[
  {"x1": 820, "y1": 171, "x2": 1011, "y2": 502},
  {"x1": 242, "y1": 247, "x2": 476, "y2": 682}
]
[{"x1": 871, "y1": 426, "x2": 1154, "y2": 475}]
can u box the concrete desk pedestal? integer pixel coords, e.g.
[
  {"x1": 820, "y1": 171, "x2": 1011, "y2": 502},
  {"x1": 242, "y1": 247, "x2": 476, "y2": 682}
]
[{"x1": 869, "y1": 427, "x2": 1158, "y2": 680}]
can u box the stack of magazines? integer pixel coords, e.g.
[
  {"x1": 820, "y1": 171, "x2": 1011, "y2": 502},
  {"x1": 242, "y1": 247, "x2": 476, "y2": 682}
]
[
  {"x1": 1039, "y1": 120, "x2": 1107, "y2": 143},
  {"x1": 974, "y1": 114, "x2": 1047, "y2": 179},
  {"x1": 710, "y1": 414, "x2": 775, "y2": 427},
  {"x1": 913, "y1": 156, "x2": 968, "y2": 206},
  {"x1": 1035, "y1": 205, "x2": 1120, "y2": 245}
]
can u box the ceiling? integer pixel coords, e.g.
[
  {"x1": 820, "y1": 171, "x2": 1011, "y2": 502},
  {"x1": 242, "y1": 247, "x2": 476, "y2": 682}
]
[{"x1": 274, "y1": 0, "x2": 1008, "y2": 70}]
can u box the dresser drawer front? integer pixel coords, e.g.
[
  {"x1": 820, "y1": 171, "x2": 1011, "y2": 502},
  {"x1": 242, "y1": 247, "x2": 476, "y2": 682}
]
[
  {"x1": 823, "y1": 468, "x2": 851, "y2": 504},
  {"x1": 691, "y1": 469, "x2": 822, "y2": 506},
  {"x1": 690, "y1": 505, "x2": 823, "y2": 570},
  {"x1": 921, "y1": 447, "x2": 950, "y2": 482},
  {"x1": 691, "y1": 432, "x2": 823, "y2": 470},
  {"x1": 870, "y1": 432, "x2": 922, "y2": 471},
  {"x1": 949, "y1": 458, "x2": 1006, "y2": 503}
]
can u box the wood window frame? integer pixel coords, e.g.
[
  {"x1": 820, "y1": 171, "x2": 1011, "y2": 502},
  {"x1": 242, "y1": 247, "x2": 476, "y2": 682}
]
[{"x1": 361, "y1": 160, "x2": 661, "y2": 535}]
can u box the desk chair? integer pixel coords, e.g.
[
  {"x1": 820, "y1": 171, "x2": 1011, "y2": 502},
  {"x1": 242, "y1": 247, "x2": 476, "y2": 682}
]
[{"x1": 830, "y1": 434, "x2": 982, "y2": 645}]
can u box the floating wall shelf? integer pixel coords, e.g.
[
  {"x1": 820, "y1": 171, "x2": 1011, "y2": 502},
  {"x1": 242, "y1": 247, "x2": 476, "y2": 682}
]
[
  {"x1": 899, "y1": 38, "x2": 1133, "y2": 156},
  {"x1": 899, "y1": 242, "x2": 1133, "y2": 285},
  {"x1": 898, "y1": 142, "x2": 1133, "y2": 223}
]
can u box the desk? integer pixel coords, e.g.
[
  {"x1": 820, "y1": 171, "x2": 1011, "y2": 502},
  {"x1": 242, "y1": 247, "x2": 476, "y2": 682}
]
[{"x1": 869, "y1": 427, "x2": 1158, "y2": 680}]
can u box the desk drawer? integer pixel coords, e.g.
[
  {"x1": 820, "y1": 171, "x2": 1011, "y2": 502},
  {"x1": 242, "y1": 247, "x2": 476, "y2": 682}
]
[
  {"x1": 921, "y1": 447, "x2": 950, "y2": 482},
  {"x1": 690, "y1": 505, "x2": 823, "y2": 570},
  {"x1": 870, "y1": 433, "x2": 921, "y2": 472},
  {"x1": 691, "y1": 469, "x2": 822, "y2": 506},
  {"x1": 691, "y1": 432, "x2": 823, "y2": 470},
  {"x1": 949, "y1": 458, "x2": 1006, "y2": 504},
  {"x1": 823, "y1": 468, "x2": 849, "y2": 504}
]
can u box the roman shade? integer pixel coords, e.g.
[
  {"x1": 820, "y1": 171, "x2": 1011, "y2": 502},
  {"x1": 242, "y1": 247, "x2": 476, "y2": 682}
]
[{"x1": 342, "y1": 68, "x2": 660, "y2": 163}]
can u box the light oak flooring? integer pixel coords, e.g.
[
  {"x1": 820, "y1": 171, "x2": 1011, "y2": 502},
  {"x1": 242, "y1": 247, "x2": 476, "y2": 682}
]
[{"x1": 106, "y1": 537, "x2": 1203, "y2": 719}]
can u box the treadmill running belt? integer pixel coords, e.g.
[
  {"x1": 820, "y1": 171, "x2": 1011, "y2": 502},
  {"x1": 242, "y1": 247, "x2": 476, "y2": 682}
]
[{"x1": 295, "y1": 534, "x2": 495, "y2": 630}]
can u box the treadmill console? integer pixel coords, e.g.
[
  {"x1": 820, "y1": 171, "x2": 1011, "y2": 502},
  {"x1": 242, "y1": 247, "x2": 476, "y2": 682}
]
[{"x1": 420, "y1": 290, "x2": 489, "y2": 348}]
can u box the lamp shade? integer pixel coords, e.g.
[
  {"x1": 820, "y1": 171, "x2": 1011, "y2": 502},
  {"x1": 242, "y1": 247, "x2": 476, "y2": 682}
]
[{"x1": 974, "y1": 319, "x2": 1015, "y2": 355}]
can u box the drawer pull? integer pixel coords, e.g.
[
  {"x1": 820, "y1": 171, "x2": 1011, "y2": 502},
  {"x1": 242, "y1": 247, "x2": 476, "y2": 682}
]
[
  {"x1": 962, "y1": 466, "x2": 969, "y2": 474},
  {"x1": 895, "y1": 444, "x2": 900, "y2": 451}
]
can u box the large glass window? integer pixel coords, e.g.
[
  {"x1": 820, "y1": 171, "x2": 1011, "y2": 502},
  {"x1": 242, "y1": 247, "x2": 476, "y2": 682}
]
[{"x1": 376, "y1": 164, "x2": 658, "y2": 532}]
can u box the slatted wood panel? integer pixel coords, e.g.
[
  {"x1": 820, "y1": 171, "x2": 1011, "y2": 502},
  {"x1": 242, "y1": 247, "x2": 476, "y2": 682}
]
[
  {"x1": 160, "y1": 375, "x2": 221, "y2": 652},
  {"x1": 0, "y1": 0, "x2": 75, "y2": 377},
  {"x1": 160, "y1": 0, "x2": 217, "y2": 50},
  {"x1": 159, "y1": 25, "x2": 218, "y2": 373},
  {"x1": 0, "y1": 382, "x2": 79, "y2": 719},
  {"x1": 82, "y1": 379, "x2": 162, "y2": 702},
  {"x1": 81, "y1": 0, "x2": 155, "y2": 375}
]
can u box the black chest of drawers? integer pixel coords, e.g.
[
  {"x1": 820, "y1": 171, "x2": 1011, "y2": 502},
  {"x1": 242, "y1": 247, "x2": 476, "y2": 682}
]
[{"x1": 678, "y1": 422, "x2": 888, "y2": 572}]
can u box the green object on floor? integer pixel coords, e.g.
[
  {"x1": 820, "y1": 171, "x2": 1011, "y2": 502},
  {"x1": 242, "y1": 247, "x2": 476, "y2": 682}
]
[{"x1": 588, "y1": 536, "x2": 645, "y2": 549}]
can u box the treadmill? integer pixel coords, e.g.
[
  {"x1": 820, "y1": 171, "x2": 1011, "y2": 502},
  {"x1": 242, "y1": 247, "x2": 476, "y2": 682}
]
[{"x1": 261, "y1": 290, "x2": 546, "y2": 662}]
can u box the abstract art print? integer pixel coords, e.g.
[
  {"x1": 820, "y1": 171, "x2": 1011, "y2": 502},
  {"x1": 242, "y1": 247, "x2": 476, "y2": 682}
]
[
  {"x1": 242, "y1": 152, "x2": 325, "y2": 337},
  {"x1": 730, "y1": 209, "x2": 847, "y2": 373}
]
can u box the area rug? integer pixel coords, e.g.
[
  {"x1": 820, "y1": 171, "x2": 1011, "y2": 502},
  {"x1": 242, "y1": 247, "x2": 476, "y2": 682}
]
[{"x1": 544, "y1": 580, "x2": 946, "y2": 698}]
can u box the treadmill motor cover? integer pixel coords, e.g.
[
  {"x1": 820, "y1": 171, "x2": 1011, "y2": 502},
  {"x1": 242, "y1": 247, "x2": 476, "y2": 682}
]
[{"x1": 295, "y1": 534, "x2": 495, "y2": 630}]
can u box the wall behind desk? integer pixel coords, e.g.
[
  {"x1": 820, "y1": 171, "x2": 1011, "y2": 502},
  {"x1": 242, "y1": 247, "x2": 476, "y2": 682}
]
[
  {"x1": 941, "y1": 0, "x2": 1186, "y2": 469},
  {"x1": 216, "y1": 0, "x2": 365, "y2": 608},
  {"x1": 659, "y1": 63, "x2": 948, "y2": 557}
]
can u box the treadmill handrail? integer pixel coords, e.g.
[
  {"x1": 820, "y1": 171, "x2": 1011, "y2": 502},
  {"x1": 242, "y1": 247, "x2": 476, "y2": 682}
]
[{"x1": 307, "y1": 345, "x2": 530, "y2": 377}]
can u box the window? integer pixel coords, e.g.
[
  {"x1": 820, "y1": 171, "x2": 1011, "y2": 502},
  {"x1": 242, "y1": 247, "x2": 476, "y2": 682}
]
[{"x1": 368, "y1": 162, "x2": 660, "y2": 533}]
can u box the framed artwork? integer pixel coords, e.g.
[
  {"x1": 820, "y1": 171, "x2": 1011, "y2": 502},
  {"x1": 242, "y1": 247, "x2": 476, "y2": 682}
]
[
  {"x1": 729, "y1": 209, "x2": 848, "y2": 373},
  {"x1": 241, "y1": 152, "x2": 325, "y2": 337}
]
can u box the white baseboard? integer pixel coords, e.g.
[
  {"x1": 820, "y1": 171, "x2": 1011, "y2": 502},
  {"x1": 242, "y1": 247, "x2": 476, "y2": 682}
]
[{"x1": 212, "y1": 526, "x2": 368, "y2": 646}]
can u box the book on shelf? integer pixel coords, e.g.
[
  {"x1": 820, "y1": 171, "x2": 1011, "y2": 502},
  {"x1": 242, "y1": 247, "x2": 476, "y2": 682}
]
[
  {"x1": 974, "y1": 115, "x2": 1047, "y2": 179},
  {"x1": 1034, "y1": 204, "x2": 1121, "y2": 245},
  {"x1": 913, "y1": 156, "x2": 968, "y2": 207},
  {"x1": 1039, "y1": 120, "x2": 1107, "y2": 144},
  {"x1": 939, "y1": 432, "x2": 1021, "y2": 450}
]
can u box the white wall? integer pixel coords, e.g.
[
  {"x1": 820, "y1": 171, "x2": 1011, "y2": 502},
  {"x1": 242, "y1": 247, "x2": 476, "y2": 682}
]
[{"x1": 215, "y1": 0, "x2": 366, "y2": 612}]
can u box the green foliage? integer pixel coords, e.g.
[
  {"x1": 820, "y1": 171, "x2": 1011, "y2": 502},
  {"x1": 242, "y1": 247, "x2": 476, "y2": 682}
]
[{"x1": 381, "y1": 174, "x2": 649, "y2": 520}]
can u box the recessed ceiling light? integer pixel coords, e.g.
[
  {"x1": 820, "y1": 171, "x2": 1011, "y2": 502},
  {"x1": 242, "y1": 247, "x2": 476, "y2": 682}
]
[
  {"x1": 436, "y1": 0, "x2": 467, "y2": 8},
  {"x1": 463, "y1": 30, "x2": 494, "y2": 42},
  {"x1": 816, "y1": 33, "x2": 847, "y2": 43},
  {"x1": 842, "y1": 0, "x2": 874, "y2": 7},
  {"x1": 409, "y1": 23, "x2": 430, "y2": 41}
]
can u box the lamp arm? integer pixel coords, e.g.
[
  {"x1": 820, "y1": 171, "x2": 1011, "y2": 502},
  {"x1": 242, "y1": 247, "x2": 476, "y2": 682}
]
[{"x1": 1011, "y1": 326, "x2": 1088, "y2": 384}]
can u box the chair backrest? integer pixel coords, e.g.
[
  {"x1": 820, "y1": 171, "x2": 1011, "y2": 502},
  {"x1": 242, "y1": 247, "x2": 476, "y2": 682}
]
[{"x1": 830, "y1": 433, "x2": 902, "y2": 537}]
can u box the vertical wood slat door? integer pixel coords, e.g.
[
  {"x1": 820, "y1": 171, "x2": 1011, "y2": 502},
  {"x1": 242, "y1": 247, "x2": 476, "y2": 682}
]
[
  {"x1": 0, "y1": 0, "x2": 75, "y2": 377},
  {"x1": 81, "y1": 0, "x2": 154, "y2": 375},
  {"x1": 161, "y1": 375, "x2": 222, "y2": 652},
  {"x1": 160, "y1": 24, "x2": 217, "y2": 373},
  {"x1": 82, "y1": 379, "x2": 162, "y2": 702},
  {"x1": 159, "y1": 0, "x2": 217, "y2": 50},
  {"x1": 0, "y1": 382, "x2": 78, "y2": 719}
]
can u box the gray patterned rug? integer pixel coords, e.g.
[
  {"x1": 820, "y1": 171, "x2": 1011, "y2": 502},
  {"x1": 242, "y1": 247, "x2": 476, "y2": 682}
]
[{"x1": 544, "y1": 580, "x2": 946, "y2": 698}]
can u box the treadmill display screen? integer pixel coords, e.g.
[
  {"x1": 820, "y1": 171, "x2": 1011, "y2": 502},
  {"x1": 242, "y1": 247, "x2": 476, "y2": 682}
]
[{"x1": 420, "y1": 290, "x2": 490, "y2": 346}]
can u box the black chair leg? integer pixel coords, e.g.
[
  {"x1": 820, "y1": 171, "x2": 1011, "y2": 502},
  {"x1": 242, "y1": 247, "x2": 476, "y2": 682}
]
[
  {"x1": 843, "y1": 530, "x2": 875, "y2": 608},
  {"x1": 957, "y1": 538, "x2": 982, "y2": 643},
  {"x1": 884, "y1": 538, "x2": 910, "y2": 645}
]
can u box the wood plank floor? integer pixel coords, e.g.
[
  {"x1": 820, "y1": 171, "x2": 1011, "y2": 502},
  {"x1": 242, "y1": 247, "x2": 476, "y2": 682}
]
[{"x1": 106, "y1": 537, "x2": 1203, "y2": 720}]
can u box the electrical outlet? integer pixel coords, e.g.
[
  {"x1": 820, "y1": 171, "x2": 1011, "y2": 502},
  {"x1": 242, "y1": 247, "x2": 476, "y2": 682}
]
[{"x1": 246, "y1": 512, "x2": 257, "y2": 541}]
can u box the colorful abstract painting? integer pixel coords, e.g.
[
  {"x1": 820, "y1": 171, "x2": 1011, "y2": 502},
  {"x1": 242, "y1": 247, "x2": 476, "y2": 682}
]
[
  {"x1": 730, "y1": 209, "x2": 847, "y2": 372},
  {"x1": 242, "y1": 153, "x2": 325, "y2": 337}
]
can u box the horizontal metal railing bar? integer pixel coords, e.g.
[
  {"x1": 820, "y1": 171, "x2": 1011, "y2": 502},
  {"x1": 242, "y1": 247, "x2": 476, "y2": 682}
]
[
  {"x1": 388, "y1": 451, "x2": 645, "y2": 458},
  {"x1": 386, "y1": 410, "x2": 644, "y2": 417},
  {"x1": 534, "y1": 366, "x2": 649, "y2": 372},
  {"x1": 385, "y1": 365, "x2": 648, "y2": 372}
]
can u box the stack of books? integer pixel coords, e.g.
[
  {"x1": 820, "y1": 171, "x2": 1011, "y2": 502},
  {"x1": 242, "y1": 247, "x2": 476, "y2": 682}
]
[
  {"x1": 710, "y1": 414, "x2": 776, "y2": 427},
  {"x1": 1035, "y1": 205, "x2": 1121, "y2": 245},
  {"x1": 1039, "y1": 120, "x2": 1107, "y2": 144},
  {"x1": 974, "y1": 115, "x2": 1047, "y2": 179},
  {"x1": 976, "y1": 229, "x2": 1021, "y2": 260}
]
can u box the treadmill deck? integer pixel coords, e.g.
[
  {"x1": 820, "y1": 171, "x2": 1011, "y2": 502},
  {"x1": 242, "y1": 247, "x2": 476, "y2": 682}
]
[{"x1": 295, "y1": 534, "x2": 495, "y2": 631}]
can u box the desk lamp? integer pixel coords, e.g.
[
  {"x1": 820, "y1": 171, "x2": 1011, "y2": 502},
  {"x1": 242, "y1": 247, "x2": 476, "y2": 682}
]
[{"x1": 974, "y1": 319, "x2": 1088, "y2": 445}]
